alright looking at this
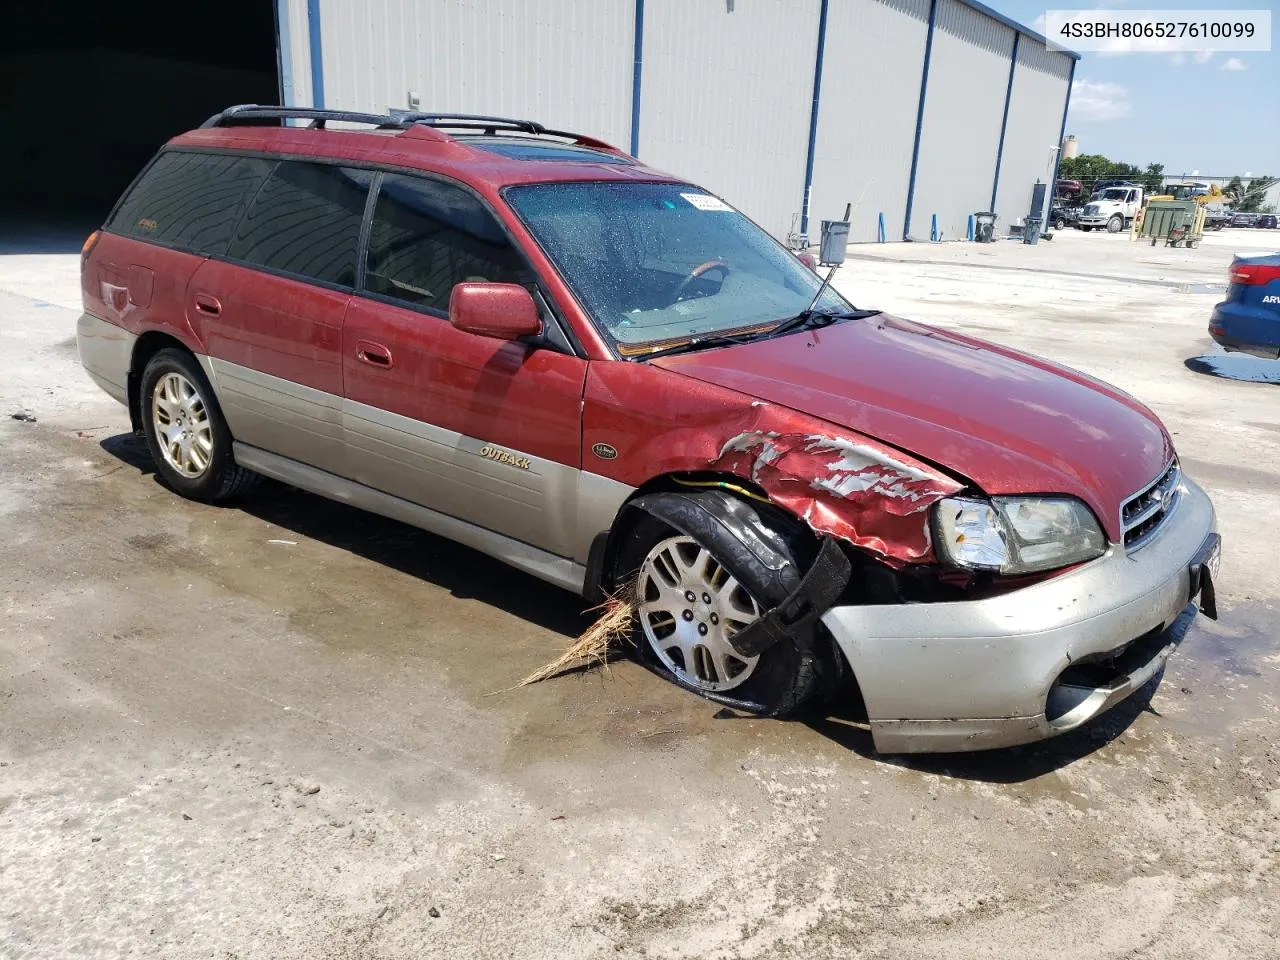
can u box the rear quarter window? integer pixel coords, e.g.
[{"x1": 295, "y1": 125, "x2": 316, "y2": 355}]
[{"x1": 108, "y1": 151, "x2": 272, "y2": 255}]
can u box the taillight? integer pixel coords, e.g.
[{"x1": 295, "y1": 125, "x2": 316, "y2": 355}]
[
  {"x1": 1230, "y1": 262, "x2": 1280, "y2": 286},
  {"x1": 81, "y1": 230, "x2": 101, "y2": 264}
]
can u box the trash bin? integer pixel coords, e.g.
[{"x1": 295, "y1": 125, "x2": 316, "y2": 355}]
[
  {"x1": 1023, "y1": 217, "x2": 1042, "y2": 245},
  {"x1": 974, "y1": 212, "x2": 996, "y2": 243}
]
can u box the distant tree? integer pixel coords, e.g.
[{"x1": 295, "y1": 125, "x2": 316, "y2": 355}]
[
  {"x1": 1236, "y1": 176, "x2": 1277, "y2": 213},
  {"x1": 1059, "y1": 154, "x2": 1148, "y2": 195},
  {"x1": 1225, "y1": 176, "x2": 1245, "y2": 202},
  {"x1": 1141, "y1": 163, "x2": 1165, "y2": 195}
]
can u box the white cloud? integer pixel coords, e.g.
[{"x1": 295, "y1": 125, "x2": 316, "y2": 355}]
[
  {"x1": 1193, "y1": 51, "x2": 1214, "y2": 65},
  {"x1": 1221, "y1": 57, "x2": 1247, "y2": 71},
  {"x1": 1070, "y1": 79, "x2": 1132, "y2": 122}
]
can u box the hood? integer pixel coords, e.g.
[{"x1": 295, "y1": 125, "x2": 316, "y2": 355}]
[{"x1": 653, "y1": 314, "x2": 1173, "y2": 541}]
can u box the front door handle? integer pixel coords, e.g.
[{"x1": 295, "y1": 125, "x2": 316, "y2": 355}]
[
  {"x1": 193, "y1": 293, "x2": 222, "y2": 317},
  {"x1": 356, "y1": 340, "x2": 393, "y2": 368}
]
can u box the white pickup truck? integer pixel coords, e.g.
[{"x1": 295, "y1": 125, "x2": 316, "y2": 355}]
[{"x1": 1078, "y1": 185, "x2": 1144, "y2": 233}]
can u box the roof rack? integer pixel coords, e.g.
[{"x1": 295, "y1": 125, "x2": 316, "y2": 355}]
[
  {"x1": 199, "y1": 104, "x2": 627, "y2": 155},
  {"x1": 388, "y1": 110, "x2": 547, "y2": 135},
  {"x1": 200, "y1": 104, "x2": 411, "y2": 129}
]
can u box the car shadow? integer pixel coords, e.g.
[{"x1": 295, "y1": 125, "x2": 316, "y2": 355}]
[
  {"x1": 1184, "y1": 352, "x2": 1280, "y2": 385},
  {"x1": 799, "y1": 604, "x2": 1200, "y2": 782},
  {"x1": 100, "y1": 431, "x2": 593, "y2": 640},
  {"x1": 100, "y1": 429, "x2": 1198, "y2": 781}
]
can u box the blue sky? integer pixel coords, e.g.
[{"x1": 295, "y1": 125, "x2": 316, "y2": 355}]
[{"x1": 993, "y1": 0, "x2": 1279, "y2": 177}]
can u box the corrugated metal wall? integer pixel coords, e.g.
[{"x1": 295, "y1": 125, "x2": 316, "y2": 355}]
[
  {"x1": 811, "y1": 0, "x2": 930, "y2": 243},
  {"x1": 282, "y1": 0, "x2": 1075, "y2": 243},
  {"x1": 909, "y1": 0, "x2": 1015, "y2": 241},
  {"x1": 636, "y1": 0, "x2": 819, "y2": 239},
  {"x1": 992, "y1": 40, "x2": 1072, "y2": 228},
  {"x1": 314, "y1": 0, "x2": 634, "y2": 149},
  {"x1": 281, "y1": 0, "x2": 312, "y2": 106}
]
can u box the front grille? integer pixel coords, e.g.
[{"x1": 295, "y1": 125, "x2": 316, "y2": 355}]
[{"x1": 1121, "y1": 459, "x2": 1181, "y2": 551}]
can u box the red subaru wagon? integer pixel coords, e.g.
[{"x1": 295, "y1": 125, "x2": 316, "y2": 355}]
[{"x1": 79, "y1": 105, "x2": 1220, "y2": 753}]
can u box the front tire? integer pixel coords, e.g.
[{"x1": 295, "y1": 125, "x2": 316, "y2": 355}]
[
  {"x1": 615, "y1": 493, "x2": 823, "y2": 718},
  {"x1": 1107, "y1": 215, "x2": 1124, "y2": 233},
  {"x1": 1054, "y1": 217, "x2": 1066, "y2": 231},
  {"x1": 140, "y1": 348, "x2": 257, "y2": 502},
  {"x1": 1081, "y1": 225, "x2": 1093, "y2": 232}
]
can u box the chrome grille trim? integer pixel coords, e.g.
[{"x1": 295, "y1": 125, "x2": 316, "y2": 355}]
[{"x1": 1120, "y1": 459, "x2": 1181, "y2": 552}]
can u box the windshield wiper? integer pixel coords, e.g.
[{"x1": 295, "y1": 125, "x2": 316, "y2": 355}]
[
  {"x1": 768, "y1": 306, "x2": 883, "y2": 339},
  {"x1": 633, "y1": 308, "x2": 883, "y2": 362},
  {"x1": 634, "y1": 331, "x2": 758, "y2": 361}
]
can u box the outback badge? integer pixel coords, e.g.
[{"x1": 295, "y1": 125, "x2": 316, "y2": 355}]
[{"x1": 479, "y1": 444, "x2": 531, "y2": 470}]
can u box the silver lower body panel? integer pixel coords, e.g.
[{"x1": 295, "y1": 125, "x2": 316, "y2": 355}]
[
  {"x1": 233, "y1": 442, "x2": 588, "y2": 595},
  {"x1": 77, "y1": 312, "x2": 135, "y2": 406}
]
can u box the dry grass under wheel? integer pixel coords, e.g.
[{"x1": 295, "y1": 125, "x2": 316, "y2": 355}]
[{"x1": 517, "y1": 590, "x2": 637, "y2": 687}]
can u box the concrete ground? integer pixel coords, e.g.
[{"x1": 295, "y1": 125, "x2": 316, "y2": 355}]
[{"x1": 1, "y1": 223, "x2": 1278, "y2": 959}]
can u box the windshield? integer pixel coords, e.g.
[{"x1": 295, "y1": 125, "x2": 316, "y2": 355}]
[
  {"x1": 505, "y1": 181, "x2": 850, "y2": 349},
  {"x1": 1099, "y1": 188, "x2": 1129, "y2": 201}
]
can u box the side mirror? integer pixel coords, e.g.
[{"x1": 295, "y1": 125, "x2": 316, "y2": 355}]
[{"x1": 448, "y1": 282, "x2": 542, "y2": 340}]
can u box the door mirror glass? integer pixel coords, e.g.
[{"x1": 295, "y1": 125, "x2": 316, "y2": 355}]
[{"x1": 449, "y1": 282, "x2": 542, "y2": 340}]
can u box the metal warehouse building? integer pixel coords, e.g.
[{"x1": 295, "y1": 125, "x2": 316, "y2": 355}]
[{"x1": 277, "y1": 0, "x2": 1077, "y2": 243}]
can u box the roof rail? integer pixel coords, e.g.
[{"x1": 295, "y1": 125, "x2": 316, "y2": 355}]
[
  {"x1": 395, "y1": 113, "x2": 626, "y2": 154},
  {"x1": 198, "y1": 104, "x2": 629, "y2": 156},
  {"x1": 200, "y1": 104, "x2": 408, "y2": 129},
  {"x1": 390, "y1": 110, "x2": 547, "y2": 135}
]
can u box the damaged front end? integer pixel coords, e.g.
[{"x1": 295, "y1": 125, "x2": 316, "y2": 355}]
[{"x1": 709, "y1": 429, "x2": 964, "y2": 565}]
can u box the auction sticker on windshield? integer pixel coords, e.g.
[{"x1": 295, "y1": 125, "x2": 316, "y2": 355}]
[{"x1": 681, "y1": 193, "x2": 732, "y2": 212}]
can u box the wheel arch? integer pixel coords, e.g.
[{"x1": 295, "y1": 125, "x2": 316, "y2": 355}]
[
  {"x1": 586, "y1": 469, "x2": 814, "y2": 604},
  {"x1": 127, "y1": 330, "x2": 201, "y2": 430}
]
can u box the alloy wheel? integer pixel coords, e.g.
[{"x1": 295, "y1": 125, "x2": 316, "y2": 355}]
[
  {"x1": 151, "y1": 372, "x2": 213, "y2": 478},
  {"x1": 637, "y1": 535, "x2": 762, "y2": 691}
]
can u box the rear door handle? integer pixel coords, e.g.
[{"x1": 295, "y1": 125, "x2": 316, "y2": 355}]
[
  {"x1": 193, "y1": 293, "x2": 222, "y2": 317},
  {"x1": 356, "y1": 340, "x2": 393, "y2": 368}
]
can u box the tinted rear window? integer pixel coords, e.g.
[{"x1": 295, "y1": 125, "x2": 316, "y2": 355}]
[
  {"x1": 108, "y1": 151, "x2": 272, "y2": 255},
  {"x1": 226, "y1": 161, "x2": 371, "y2": 287}
]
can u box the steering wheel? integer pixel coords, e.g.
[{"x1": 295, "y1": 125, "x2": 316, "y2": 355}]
[{"x1": 673, "y1": 259, "x2": 730, "y2": 302}]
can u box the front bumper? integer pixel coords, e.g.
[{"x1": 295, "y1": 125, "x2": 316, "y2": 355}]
[{"x1": 822, "y1": 477, "x2": 1217, "y2": 753}]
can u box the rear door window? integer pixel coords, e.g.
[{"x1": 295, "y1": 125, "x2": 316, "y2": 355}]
[
  {"x1": 362, "y1": 173, "x2": 532, "y2": 312},
  {"x1": 108, "y1": 151, "x2": 272, "y2": 255},
  {"x1": 226, "y1": 160, "x2": 372, "y2": 287}
]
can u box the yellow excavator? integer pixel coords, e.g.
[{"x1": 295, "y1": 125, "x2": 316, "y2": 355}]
[{"x1": 1145, "y1": 181, "x2": 1236, "y2": 204}]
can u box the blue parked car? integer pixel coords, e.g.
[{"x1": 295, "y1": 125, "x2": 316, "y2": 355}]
[{"x1": 1210, "y1": 253, "x2": 1280, "y2": 358}]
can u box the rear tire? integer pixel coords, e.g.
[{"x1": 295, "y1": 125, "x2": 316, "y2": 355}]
[
  {"x1": 139, "y1": 348, "x2": 257, "y2": 502},
  {"x1": 614, "y1": 493, "x2": 824, "y2": 718}
]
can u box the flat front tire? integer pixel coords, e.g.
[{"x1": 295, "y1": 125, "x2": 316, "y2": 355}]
[
  {"x1": 615, "y1": 493, "x2": 825, "y2": 717},
  {"x1": 139, "y1": 348, "x2": 257, "y2": 502}
]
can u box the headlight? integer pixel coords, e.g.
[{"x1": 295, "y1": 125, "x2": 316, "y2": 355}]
[{"x1": 932, "y1": 496, "x2": 1106, "y2": 575}]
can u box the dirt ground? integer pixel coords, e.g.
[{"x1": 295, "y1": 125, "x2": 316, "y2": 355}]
[{"x1": 1, "y1": 224, "x2": 1278, "y2": 959}]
